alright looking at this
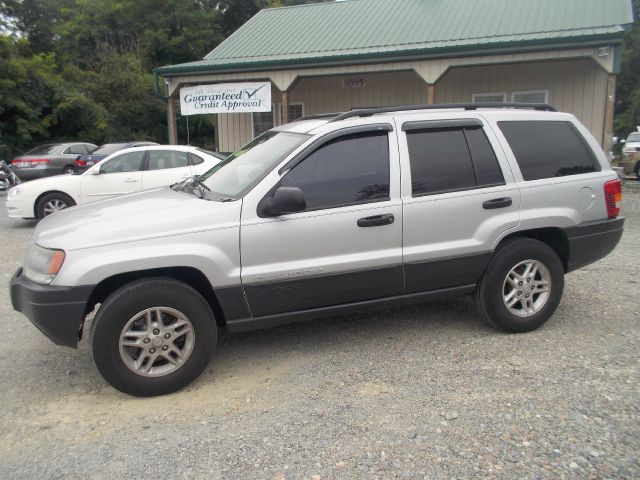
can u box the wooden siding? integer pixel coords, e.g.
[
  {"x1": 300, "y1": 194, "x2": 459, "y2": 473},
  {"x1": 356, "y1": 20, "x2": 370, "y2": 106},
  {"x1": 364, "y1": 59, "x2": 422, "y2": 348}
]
[
  {"x1": 217, "y1": 58, "x2": 609, "y2": 151},
  {"x1": 290, "y1": 71, "x2": 427, "y2": 114},
  {"x1": 436, "y1": 59, "x2": 609, "y2": 142}
]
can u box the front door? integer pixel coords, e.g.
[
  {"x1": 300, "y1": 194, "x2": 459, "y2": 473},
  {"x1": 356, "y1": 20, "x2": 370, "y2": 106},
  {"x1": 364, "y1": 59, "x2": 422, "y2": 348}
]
[
  {"x1": 80, "y1": 150, "x2": 145, "y2": 204},
  {"x1": 240, "y1": 125, "x2": 403, "y2": 317}
]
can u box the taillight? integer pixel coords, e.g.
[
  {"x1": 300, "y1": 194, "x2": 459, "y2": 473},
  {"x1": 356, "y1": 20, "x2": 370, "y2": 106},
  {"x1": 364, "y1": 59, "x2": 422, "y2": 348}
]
[
  {"x1": 604, "y1": 179, "x2": 622, "y2": 218},
  {"x1": 75, "y1": 159, "x2": 87, "y2": 166},
  {"x1": 10, "y1": 159, "x2": 18, "y2": 165}
]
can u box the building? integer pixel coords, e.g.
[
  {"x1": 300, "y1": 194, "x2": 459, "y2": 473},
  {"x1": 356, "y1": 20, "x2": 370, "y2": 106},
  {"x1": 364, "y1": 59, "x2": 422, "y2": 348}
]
[{"x1": 154, "y1": 0, "x2": 635, "y2": 154}]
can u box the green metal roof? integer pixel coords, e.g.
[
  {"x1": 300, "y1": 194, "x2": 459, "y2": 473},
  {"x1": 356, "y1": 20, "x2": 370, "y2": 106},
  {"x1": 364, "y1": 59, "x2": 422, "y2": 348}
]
[{"x1": 156, "y1": 0, "x2": 635, "y2": 75}]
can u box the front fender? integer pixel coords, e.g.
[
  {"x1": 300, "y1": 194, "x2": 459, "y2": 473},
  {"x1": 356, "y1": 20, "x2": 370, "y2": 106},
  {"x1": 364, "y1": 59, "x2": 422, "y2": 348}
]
[{"x1": 52, "y1": 227, "x2": 240, "y2": 288}]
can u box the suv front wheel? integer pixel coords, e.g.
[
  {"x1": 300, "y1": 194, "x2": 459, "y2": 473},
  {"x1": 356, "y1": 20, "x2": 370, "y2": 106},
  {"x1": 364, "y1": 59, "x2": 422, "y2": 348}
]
[
  {"x1": 475, "y1": 238, "x2": 564, "y2": 333},
  {"x1": 90, "y1": 278, "x2": 217, "y2": 396}
]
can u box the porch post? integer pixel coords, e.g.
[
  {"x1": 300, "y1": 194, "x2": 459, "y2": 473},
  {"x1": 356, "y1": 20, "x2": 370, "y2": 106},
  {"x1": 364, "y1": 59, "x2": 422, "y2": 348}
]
[
  {"x1": 603, "y1": 74, "x2": 616, "y2": 152},
  {"x1": 427, "y1": 84, "x2": 436, "y2": 104},
  {"x1": 282, "y1": 90, "x2": 290, "y2": 124},
  {"x1": 167, "y1": 97, "x2": 178, "y2": 145}
]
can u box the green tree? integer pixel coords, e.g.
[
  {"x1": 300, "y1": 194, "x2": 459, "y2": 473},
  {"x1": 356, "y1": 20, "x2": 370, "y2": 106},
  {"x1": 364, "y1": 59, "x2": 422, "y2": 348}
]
[
  {"x1": 0, "y1": 36, "x2": 61, "y2": 158},
  {"x1": 615, "y1": 20, "x2": 640, "y2": 139}
]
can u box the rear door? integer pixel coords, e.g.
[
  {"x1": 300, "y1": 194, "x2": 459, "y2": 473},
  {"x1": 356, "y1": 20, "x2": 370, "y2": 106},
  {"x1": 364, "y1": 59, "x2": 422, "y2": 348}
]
[
  {"x1": 141, "y1": 149, "x2": 193, "y2": 190},
  {"x1": 398, "y1": 115, "x2": 520, "y2": 293},
  {"x1": 79, "y1": 150, "x2": 145, "y2": 203}
]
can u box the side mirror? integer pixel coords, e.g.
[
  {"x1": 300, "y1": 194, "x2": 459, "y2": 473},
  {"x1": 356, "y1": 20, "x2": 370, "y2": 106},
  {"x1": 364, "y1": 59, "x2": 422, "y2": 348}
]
[
  {"x1": 89, "y1": 168, "x2": 101, "y2": 175},
  {"x1": 263, "y1": 186, "x2": 306, "y2": 216},
  {"x1": 620, "y1": 139, "x2": 626, "y2": 144}
]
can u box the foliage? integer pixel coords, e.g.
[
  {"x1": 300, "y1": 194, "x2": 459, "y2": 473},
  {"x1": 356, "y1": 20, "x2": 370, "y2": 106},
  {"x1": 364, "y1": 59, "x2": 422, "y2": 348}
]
[
  {"x1": 0, "y1": 0, "x2": 324, "y2": 158},
  {"x1": 615, "y1": 19, "x2": 640, "y2": 140}
]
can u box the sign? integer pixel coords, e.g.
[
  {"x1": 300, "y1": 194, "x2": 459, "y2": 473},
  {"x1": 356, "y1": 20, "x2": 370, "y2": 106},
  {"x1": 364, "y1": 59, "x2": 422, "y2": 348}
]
[
  {"x1": 343, "y1": 78, "x2": 365, "y2": 88},
  {"x1": 180, "y1": 82, "x2": 271, "y2": 116}
]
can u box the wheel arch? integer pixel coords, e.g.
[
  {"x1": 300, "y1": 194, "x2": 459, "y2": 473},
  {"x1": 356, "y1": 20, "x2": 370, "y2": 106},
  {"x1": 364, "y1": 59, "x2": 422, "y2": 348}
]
[
  {"x1": 33, "y1": 190, "x2": 76, "y2": 217},
  {"x1": 86, "y1": 267, "x2": 227, "y2": 329},
  {"x1": 497, "y1": 227, "x2": 570, "y2": 272}
]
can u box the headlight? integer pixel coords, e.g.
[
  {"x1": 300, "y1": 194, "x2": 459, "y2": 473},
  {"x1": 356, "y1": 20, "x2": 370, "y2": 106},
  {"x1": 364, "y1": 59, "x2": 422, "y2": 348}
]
[
  {"x1": 8, "y1": 186, "x2": 22, "y2": 200},
  {"x1": 23, "y1": 244, "x2": 66, "y2": 284}
]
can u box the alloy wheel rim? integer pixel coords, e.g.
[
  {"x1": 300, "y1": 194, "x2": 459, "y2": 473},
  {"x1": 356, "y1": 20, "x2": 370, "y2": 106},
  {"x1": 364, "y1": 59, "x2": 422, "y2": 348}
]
[
  {"x1": 502, "y1": 259, "x2": 551, "y2": 317},
  {"x1": 118, "y1": 307, "x2": 195, "y2": 377},
  {"x1": 43, "y1": 199, "x2": 69, "y2": 215}
]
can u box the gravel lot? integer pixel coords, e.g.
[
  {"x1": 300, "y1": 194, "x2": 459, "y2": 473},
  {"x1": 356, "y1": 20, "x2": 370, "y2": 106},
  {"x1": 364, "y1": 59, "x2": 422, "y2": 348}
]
[{"x1": 0, "y1": 184, "x2": 639, "y2": 479}]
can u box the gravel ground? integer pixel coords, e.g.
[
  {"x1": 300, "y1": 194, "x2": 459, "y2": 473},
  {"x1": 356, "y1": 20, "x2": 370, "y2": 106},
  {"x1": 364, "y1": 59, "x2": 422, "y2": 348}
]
[{"x1": 0, "y1": 184, "x2": 639, "y2": 479}]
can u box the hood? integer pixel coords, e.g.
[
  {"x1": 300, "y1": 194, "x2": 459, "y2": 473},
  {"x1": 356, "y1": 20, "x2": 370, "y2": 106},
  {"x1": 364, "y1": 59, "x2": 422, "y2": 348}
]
[
  {"x1": 34, "y1": 187, "x2": 241, "y2": 251},
  {"x1": 20, "y1": 173, "x2": 82, "y2": 192}
]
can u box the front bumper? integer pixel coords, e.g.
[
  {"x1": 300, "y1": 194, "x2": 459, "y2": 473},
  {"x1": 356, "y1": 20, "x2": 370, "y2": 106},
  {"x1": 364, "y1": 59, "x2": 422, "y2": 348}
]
[
  {"x1": 10, "y1": 268, "x2": 95, "y2": 348},
  {"x1": 5, "y1": 197, "x2": 34, "y2": 219},
  {"x1": 564, "y1": 217, "x2": 624, "y2": 272}
]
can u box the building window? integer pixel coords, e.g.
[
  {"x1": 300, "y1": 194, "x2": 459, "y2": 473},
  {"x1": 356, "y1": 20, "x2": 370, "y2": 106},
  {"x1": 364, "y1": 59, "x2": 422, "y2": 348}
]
[
  {"x1": 512, "y1": 90, "x2": 548, "y2": 104},
  {"x1": 278, "y1": 102, "x2": 304, "y2": 124},
  {"x1": 252, "y1": 105, "x2": 275, "y2": 137},
  {"x1": 472, "y1": 92, "x2": 506, "y2": 104}
]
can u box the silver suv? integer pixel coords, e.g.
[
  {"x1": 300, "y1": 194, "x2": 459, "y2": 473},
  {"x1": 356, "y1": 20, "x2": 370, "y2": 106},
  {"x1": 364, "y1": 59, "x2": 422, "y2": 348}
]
[{"x1": 10, "y1": 104, "x2": 624, "y2": 396}]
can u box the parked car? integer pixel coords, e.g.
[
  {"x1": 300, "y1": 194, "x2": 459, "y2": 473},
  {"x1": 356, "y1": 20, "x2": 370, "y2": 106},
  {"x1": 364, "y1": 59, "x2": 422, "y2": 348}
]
[
  {"x1": 9, "y1": 104, "x2": 624, "y2": 396},
  {"x1": 11, "y1": 142, "x2": 98, "y2": 180},
  {"x1": 621, "y1": 131, "x2": 640, "y2": 178},
  {"x1": 6, "y1": 145, "x2": 220, "y2": 219},
  {"x1": 74, "y1": 141, "x2": 159, "y2": 172}
]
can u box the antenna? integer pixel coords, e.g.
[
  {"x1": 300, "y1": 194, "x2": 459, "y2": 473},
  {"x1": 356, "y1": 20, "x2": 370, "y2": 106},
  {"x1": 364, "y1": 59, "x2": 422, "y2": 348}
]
[{"x1": 186, "y1": 114, "x2": 191, "y2": 146}]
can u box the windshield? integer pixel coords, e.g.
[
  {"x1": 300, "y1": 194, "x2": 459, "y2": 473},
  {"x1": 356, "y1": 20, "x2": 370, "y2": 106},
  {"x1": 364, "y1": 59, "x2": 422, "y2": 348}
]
[
  {"x1": 627, "y1": 133, "x2": 640, "y2": 143},
  {"x1": 92, "y1": 143, "x2": 128, "y2": 155},
  {"x1": 25, "y1": 144, "x2": 60, "y2": 155},
  {"x1": 199, "y1": 131, "x2": 309, "y2": 198}
]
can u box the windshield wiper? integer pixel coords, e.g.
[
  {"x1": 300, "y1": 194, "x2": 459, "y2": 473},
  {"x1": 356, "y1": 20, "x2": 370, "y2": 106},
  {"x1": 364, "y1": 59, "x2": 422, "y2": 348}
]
[{"x1": 179, "y1": 175, "x2": 211, "y2": 199}]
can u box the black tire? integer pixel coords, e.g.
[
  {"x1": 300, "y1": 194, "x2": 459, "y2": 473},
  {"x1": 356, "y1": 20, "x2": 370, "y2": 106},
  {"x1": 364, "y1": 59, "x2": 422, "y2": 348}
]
[
  {"x1": 62, "y1": 165, "x2": 75, "y2": 175},
  {"x1": 90, "y1": 278, "x2": 217, "y2": 396},
  {"x1": 474, "y1": 238, "x2": 564, "y2": 333},
  {"x1": 36, "y1": 192, "x2": 76, "y2": 219},
  {"x1": 635, "y1": 161, "x2": 640, "y2": 180}
]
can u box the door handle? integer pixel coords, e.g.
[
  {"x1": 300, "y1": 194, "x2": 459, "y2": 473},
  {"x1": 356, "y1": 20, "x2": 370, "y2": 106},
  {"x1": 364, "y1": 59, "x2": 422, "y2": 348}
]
[
  {"x1": 483, "y1": 197, "x2": 512, "y2": 209},
  {"x1": 357, "y1": 213, "x2": 395, "y2": 227},
  {"x1": 124, "y1": 178, "x2": 138, "y2": 183}
]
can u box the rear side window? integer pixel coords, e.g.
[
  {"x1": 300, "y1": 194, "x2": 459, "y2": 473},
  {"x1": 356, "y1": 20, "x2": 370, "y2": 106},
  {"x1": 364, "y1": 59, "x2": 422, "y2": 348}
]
[
  {"x1": 147, "y1": 150, "x2": 190, "y2": 170},
  {"x1": 498, "y1": 121, "x2": 600, "y2": 180},
  {"x1": 406, "y1": 127, "x2": 504, "y2": 196},
  {"x1": 190, "y1": 153, "x2": 204, "y2": 165},
  {"x1": 280, "y1": 130, "x2": 390, "y2": 210}
]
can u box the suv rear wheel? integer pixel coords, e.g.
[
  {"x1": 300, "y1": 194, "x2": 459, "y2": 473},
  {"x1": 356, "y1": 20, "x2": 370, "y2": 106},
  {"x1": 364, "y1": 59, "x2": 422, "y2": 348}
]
[
  {"x1": 90, "y1": 278, "x2": 217, "y2": 396},
  {"x1": 475, "y1": 238, "x2": 564, "y2": 333}
]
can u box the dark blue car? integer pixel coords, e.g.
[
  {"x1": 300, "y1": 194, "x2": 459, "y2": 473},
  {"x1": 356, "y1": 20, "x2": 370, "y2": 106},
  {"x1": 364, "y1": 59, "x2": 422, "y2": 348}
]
[{"x1": 74, "y1": 141, "x2": 158, "y2": 172}]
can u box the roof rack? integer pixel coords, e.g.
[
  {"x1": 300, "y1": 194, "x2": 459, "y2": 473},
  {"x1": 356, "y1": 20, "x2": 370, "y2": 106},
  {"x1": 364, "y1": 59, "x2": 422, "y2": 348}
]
[
  {"x1": 328, "y1": 103, "x2": 557, "y2": 123},
  {"x1": 294, "y1": 112, "x2": 343, "y2": 122}
]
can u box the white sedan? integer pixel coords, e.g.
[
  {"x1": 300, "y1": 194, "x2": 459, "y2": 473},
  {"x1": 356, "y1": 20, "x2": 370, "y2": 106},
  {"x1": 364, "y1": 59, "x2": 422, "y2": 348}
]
[{"x1": 6, "y1": 145, "x2": 223, "y2": 219}]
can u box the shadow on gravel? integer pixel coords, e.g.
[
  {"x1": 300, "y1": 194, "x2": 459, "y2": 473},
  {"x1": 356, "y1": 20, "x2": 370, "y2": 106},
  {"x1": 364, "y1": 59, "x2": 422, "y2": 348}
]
[{"x1": 11, "y1": 296, "x2": 488, "y2": 399}]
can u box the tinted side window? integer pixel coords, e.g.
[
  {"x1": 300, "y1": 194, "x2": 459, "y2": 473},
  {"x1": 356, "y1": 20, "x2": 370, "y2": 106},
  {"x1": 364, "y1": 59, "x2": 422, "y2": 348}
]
[
  {"x1": 498, "y1": 121, "x2": 600, "y2": 180},
  {"x1": 407, "y1": 129, "x2": 476, "y2": 196},
  {"x1": 280, "y1": 131, "x2": 390, "y2": 210},
  {"x1": 147, "y1": 150, "x2": 190, "y2": 170},
  {"x1": 465, "y1": 128, "x2": 504, "y2": 186},
  {"x1": 100, "y1": 151, "x2": 145, "y2": 174}
]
